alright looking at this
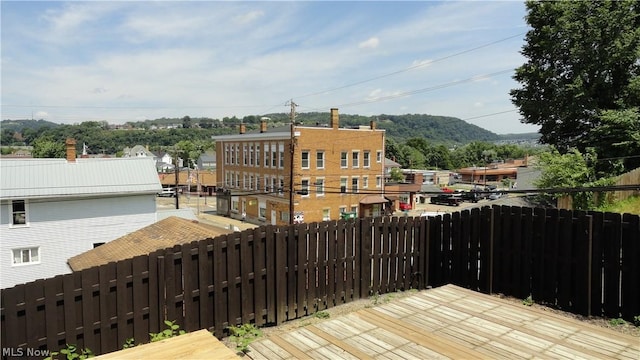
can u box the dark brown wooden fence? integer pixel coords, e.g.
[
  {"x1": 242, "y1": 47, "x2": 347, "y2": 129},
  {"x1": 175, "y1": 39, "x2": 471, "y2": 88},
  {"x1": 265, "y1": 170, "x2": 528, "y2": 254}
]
[{"x1": 2, "y1": 206, "x2": 638, "y2": 357}]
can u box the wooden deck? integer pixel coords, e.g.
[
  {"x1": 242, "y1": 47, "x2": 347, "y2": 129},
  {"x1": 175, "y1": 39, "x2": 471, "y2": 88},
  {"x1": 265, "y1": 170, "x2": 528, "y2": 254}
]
[
  {"x1": 248, "y1": 284, "x2": 640, "y2": 359},
  {"x1": 94, "y1": 329, "x2": 239, "y2": 359}
]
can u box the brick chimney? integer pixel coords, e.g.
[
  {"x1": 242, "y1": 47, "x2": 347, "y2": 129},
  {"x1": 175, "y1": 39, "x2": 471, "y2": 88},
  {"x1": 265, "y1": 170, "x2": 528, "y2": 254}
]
[
  {"x1": 239, "y1": 123, "x2": 246, "y2": 134},
  {"x1": 330, "y1": 108, "x2": 339, "y2": 129},
  {"x1": 370, "y1": 120, "x2": 376, "y2": 130},
  {"x1": 65, "y1": 138, "x2": 77, "y2": 162},
  {"x1": 260, "y1": 120, "x2": 267, "y2": 133}
]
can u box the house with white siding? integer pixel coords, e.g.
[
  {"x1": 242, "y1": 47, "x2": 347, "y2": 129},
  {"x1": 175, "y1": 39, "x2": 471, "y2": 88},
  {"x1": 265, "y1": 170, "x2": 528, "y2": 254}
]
[{"x1": 0, "y1": 139, "x2": 162, "y2": 289}]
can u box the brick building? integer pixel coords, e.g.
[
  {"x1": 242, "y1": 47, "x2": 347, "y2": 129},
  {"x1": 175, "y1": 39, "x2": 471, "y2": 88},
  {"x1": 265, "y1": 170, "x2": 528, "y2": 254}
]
[{"x1": 213, "y1": 109, "x2": 387, "y2": 225}]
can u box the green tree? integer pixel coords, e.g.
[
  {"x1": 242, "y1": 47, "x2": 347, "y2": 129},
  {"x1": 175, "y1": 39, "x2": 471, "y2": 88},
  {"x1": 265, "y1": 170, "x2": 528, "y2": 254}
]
[
  {"x1": 32, "y1": 138, "x2": 65, "y2": 158},
  {"x1": 511, "y1": 0, "x2": 640, "y2": 174},
  {"x1": 182, "y1": 116, "x2": 192, "y2": 129},
  {"x1": 534, "y1": 148, "x2": 612, "y2": 210}
]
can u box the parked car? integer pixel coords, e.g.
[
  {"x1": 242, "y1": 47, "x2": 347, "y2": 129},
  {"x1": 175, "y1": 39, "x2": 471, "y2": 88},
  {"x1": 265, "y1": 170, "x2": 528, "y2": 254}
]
[
  {"x1": 430, "y1": 194, "x2": 462, "y2": 206},
  {"x1": 460, "y1": 191, "x2": 480, "y2": 203},
  {"x1": 488, "y1": 192, "x2": 503, "y2": 200},
  {"x1": 158, "y1": 187, "x2": 176, "y2": 197},
  {"x1": 399, "y1": 202, "x2": 412, "y2": 211}
]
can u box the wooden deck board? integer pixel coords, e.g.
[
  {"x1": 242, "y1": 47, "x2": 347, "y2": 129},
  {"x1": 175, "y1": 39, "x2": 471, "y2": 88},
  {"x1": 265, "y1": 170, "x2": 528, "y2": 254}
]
[
  {"x1": 248, "y1": 285, "x2": 640, "y2": 360},
  {"x1": 94, "y1": 329, "x2": 239, "y2": 360}
]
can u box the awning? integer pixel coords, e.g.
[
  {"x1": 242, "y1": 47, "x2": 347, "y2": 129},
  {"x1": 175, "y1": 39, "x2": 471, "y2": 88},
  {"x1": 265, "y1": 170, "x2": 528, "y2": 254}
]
[{"x1": 359, "y1": 195, "x2": 389, "y2": 204}]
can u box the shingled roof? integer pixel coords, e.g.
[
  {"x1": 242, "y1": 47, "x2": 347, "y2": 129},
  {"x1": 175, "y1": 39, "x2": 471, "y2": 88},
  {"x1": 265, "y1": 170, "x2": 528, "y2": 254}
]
[{"x1": 67, "y1": 216, "x2": 231, "y2": 271}]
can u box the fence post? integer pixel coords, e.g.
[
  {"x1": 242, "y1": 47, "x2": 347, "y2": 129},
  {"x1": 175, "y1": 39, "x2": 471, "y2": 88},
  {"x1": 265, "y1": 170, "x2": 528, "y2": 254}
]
[
  {"x1": 157, "y1": 255, "x2": 166, "y2": 325},
  {"x1": 359, "y1": 218, "x2": 372, "y2": 299}
]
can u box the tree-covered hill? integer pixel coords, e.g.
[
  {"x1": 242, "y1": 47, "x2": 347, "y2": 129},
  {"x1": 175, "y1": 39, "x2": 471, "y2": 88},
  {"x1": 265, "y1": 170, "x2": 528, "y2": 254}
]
[{"x1": 2, "y1": 112, "x2": 534, "y2": 153}]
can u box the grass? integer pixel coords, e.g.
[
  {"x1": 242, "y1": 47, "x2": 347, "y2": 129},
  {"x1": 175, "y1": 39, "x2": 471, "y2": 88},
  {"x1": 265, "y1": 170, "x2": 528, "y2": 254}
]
[{"x1": 596, "y1": 195, "x2": 640, "y2": 215}]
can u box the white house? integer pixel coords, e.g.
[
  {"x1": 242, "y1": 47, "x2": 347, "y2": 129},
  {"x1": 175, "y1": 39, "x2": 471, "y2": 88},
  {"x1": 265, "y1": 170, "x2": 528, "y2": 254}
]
[{"x1": 0, "y1": 139, "x2": 162, "y2": 288}]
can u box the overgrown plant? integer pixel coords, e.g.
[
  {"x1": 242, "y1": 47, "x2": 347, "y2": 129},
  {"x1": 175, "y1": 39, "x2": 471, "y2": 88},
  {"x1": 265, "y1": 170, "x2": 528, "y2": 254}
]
[
  {"x1": 122, "y1": 337, "x2": 137, "y2": 349},
  {"x1": 609, "y1": 318, "x2": 627, "y2": 326},
  {"x1": 314, "y1": 311, "x2": 330, "y2": 319},
  {"x1": 228, "y1": 323, "x2": 262, "y2": 354},
  {"x1": 150, "y1": 320, "x2": 186, "y2": 342},
  {"x1": 44, "y1": 344, "x2": 93, "y2": 360},
  {"x1": 522, "y1": 295, "x2": 534, "y2": 306}
]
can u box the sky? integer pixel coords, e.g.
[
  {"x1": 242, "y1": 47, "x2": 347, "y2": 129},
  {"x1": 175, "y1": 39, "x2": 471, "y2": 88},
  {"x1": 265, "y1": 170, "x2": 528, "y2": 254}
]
[{"x1": 1, "y1": 1, "x2": 540, "y2": 135}]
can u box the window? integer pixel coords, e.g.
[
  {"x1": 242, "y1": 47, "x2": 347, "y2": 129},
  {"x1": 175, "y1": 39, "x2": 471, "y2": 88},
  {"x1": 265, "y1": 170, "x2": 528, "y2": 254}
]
[
  {"x1": 225, "y1": 144, "x2": 230, "y2": 165},
  {"x1": 230, "y1": 145, "x2": 235, "y2": 165},
  {"x1": 243, "y1": 145, "x2": 248, "y2": 165},
  {"x1": 339, "y1": 206, "x2": 347, "y2": 214},
  {"x1": 256, "y1": 145, "x2": 260, "y2": 167},
  {"x1": 11, "y1": 200, "x2": 27, "y2": 226},
  {"x1": 272, "y1": 150, "x2": 277, "y2": 167},
  {"x1": 316, "y1": 151, "x2": 324, "y2": 169},
  {"x1": 249, "y1": 175, "x2": 254, "y2": 190},
  {"x1": 341, "y1": 151, "x2": 348, "y2": 168},
  {"x1": 279, "y1": 177, "x2": 284, "y2": 196},
  {"x1": 322, "y1": 209, "x2": 330, "y2": 221},
  {"x1": 340, "y1": 177, "x2": 347, "y2": 194},
  {"x1": 243, "y1": 174, "x2": 248, "y2": 189},
  {"x1": 12, "y1": 247, "x2": 39, "y2": 265},
  {"x1": 279, "y1": 150, "x2": 284, "y2": 168},
  {"x1": 232, "y1": 200, "x2": 239, "y2": 211},
  {"x1": 350, "y1": 205, "x2": 358, "y2": 215},
  {"x1": 362, "y1": 176, "x2": 369, "y2": 189},
  {"x1": 271, "y1": 177, "x2": 277, "y2": 194},
  {"x1": 364, "y1": 151, "x2": 370, "y2": 167},
  {"x1": 265, "y1": 146, "x2": 270, "y2": 167},
  {"x1": 352, "y1": 151, "x2": 359, "y2": 168},
  {"x1": 235, "y1": 144, "x2": 240, "y2": 165},
  {"x1": 351, "y1": 177, "x2": 359, "y2": 193},
  {"x1": 376, "y1": 176, "x2": 382, "y2": 188},
  {"x1": 301, "y1": 151, "x2": 310, "y2": 169},
  {"x1": 376, "y1": 150, "x2": 382, "y2": 163},
  {"x1": 259, "y1": 206, "x2": 266, "y2": 219},
  {"x1": 316, "y1": 178, "x2": 324, "y2": 197},
  {"x1": 301, "y1": 179, "x2": 310, "y2": 197},
  {"x1": 280, "y1": 211, "x2": 290, "y2": 222},
  {"x1": 256, "y1": 175, "x2": 260, "y2": 190}
]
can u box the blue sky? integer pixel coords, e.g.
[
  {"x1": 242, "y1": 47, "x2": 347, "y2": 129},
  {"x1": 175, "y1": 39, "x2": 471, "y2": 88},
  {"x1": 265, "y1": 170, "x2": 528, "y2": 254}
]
[{"x1": 1, "y1": 1, "x2": 539, "y2": 134}]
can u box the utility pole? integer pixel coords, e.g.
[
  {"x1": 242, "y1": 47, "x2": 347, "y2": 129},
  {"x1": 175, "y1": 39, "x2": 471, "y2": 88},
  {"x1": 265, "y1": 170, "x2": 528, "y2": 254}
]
[
  {"x1": 287, "y1": 99, "x2": 297, "y2": 225},
  {"x1": 174, "y1": 147, "x2": 180, "y2": 209}
]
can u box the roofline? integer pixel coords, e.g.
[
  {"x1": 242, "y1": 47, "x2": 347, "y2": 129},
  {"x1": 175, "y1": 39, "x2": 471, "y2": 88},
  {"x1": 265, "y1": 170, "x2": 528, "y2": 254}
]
[{"x1": 1, "y1": 190, "x2": 160, "y2": 202}]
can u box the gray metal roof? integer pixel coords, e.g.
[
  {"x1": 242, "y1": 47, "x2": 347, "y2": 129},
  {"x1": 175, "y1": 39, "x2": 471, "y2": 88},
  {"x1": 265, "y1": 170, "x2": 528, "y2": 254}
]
[{"x1": 1, "y1": 157, "x2": 162, "y2": 200}]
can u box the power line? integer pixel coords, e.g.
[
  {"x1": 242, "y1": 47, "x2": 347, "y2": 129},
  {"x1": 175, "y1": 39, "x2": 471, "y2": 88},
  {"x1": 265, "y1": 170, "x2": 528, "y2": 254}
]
[{"x1": 294, "y1": 32, "x2": 525, "y2": 100}]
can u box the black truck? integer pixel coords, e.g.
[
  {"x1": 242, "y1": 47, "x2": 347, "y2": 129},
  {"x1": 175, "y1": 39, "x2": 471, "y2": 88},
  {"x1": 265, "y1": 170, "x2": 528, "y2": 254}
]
[{"x1": 430, "y1": 194, "x2": 462, "y2": 206}]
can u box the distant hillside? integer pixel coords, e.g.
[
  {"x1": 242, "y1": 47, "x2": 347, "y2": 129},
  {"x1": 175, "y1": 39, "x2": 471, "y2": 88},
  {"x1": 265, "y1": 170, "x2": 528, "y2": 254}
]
[
  {"x1": 281, "y1": 112, "x2": 500, "y2": 144},
  {"x1": 1, "y1": 119, "x2": 60, "y2": 132}
]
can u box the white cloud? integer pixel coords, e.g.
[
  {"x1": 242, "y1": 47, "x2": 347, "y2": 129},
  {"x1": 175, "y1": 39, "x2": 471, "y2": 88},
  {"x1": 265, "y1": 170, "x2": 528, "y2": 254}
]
[
  {"x1": 234, "y1": 10, "x2": 264, "y2": 25},
  {"x1": 359, "y1": 37, "x2": 379, "y2": 49}
]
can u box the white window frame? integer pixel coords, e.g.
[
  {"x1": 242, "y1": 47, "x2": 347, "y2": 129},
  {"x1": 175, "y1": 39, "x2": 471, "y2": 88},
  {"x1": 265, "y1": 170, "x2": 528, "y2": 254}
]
[
  {"x1": 376, "y1": 150, "x2": 382, "y2": 163},
  {"x1": 301, "y1": 151, "x2": 310, "y2": 169},
  {"x1": 301, "y1": 179, "x2": 310, "y2": 197},
  {"x1": 316, "y1": 151, "x2": 325, "y2": 169},
  {"x1": 255, "y1": 144, "x2": 260, "y2": 167},
  {"x1": 322, "y1": 208, "x2": 331, "y2": 221},
  {"x1": 351, "y1": 177, "x2": 359, "y2": 193},
  {"x1": 364, "y1": 151, "x2": 370, "y2": 168},
  {"x1": 340, "y1": 151, "x2": 348, "y2": 168},
  {"x1": 278, "y1": 177, "x2": 284, "y2": 196},
  {"x1": 376, "y1": 175, "x2": 382, "y2": 188},
  {"x1": 11, "y1": 200, "x2": 28, "y2": 227},
  {"x1": 12, "y1": 247, "x2": 40, "y2": 266},
  {"x1": 278, "y1": 143, "x2": 285, "y2": 169},
  {"x1": 315, "y1": 178, "x2": 325, "y2": 197},
  {"x1": 362, "y1": 176, "x2": 369, "y2": 189},
  {"x1": 243, "y1": 144, "x2": 248, "y2": 166},
  {"x1": 340, "y1": 177, "x2": 348, "y2": 195},
  {"x1": 352, "y1": 151, "x2": 360, "y2": 168}
]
